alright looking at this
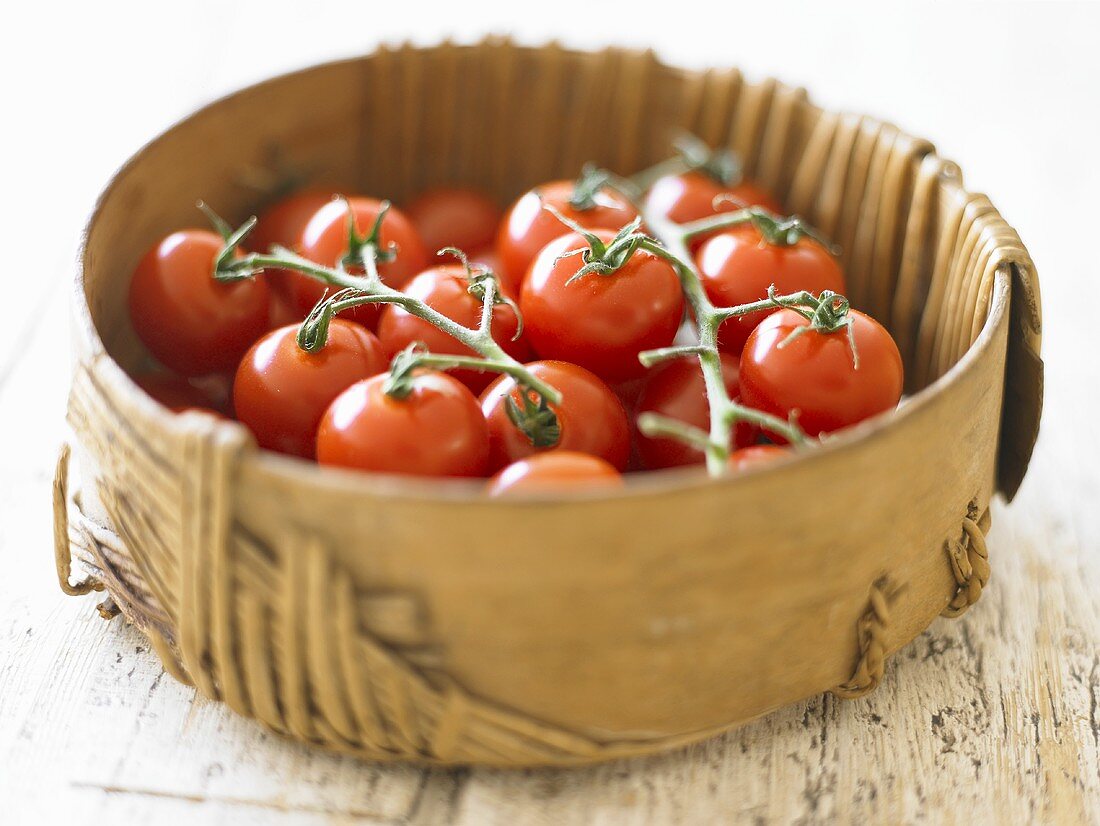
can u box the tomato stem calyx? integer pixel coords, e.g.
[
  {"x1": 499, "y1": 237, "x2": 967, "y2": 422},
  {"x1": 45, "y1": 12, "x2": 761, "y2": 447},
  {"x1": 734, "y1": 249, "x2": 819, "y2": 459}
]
[
  {"x1": 672, "y1": 133, "x2": 743, "y2": 188},
  {"x1": 199, "y1": 205, "x2": 262, "y2": 282},
  {"x1": 776, "y1": 290, "x2": 861, "y2": 369},
  {"x1": 543, "y1": 205, "x2": 650, "y2": 284},
  {"x1": 438, "y1": 247, "x2": 524, "y2": 341},
  {"x1": 342, "y1": 198, "x2": 398, "y2": 269},
  {"x1": 678, "y1": 204, "x2": 840, "y2": 254},
  {"x1": 567, "y1": 163, "x2": 619, "y2": 212},
  {"x1": 505, "y1": 389, "x2": 562, "y2": 449}
]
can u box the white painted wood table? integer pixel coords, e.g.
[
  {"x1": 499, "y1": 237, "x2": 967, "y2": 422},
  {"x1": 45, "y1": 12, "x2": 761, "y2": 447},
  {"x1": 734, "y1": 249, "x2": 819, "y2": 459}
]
[{"x1": 2, "y1": 2, "x2": 1098, "y2": 822}]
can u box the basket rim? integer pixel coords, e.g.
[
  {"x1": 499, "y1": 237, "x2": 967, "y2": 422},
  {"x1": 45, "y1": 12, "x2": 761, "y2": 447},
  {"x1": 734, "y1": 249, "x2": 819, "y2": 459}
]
[{"x1": 71, "y1": 41, "x2": 1017, "y2": 505}]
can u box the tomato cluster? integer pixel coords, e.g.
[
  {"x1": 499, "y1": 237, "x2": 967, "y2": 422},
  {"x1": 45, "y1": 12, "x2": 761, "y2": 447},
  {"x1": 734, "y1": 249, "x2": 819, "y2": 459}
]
[{"x1": 128, "y1": 148, "x2": 904, "y2": 496}]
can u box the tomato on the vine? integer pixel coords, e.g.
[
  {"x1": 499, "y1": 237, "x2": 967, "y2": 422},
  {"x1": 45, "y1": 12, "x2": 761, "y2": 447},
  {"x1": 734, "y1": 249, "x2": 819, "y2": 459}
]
[
  {"x1": 250, "y1": 189, "x2": 335, "y2": 300},
  {"x1": 728, "y1": 444, "x2": 788, "y2": 472},
  {"x1": 635, "y1": 354, "x2": 757, "y2": 469},
  {"x1": 496, "y1": 180, "x2": 638, "y2": 292},
  {"x1": 487, "y1": 451, "x2": 623, "y2": 496},
  {"x1": 377, "y1": 264, "x2": 531, "y2": 393},
  {"x1": 480, "y1": 360, "x2": 630, "y2": 471},
  {"x1": 286, "y1": 197, "x2": 430, "y2": 327},
  {"x1": 129, "y1": 229, "x2": 270, "y2": 376},
  {"x1": 234, "y1": 320, "x2": 387, "y2": 458},
  {"x1": 739, "y1": 308, "x2": 903, "y2": 437},
  {"x1": 317, "y1": 371, "x2": 489, "y2": 477},
  {"x1": 645, "y1": 171, "x2": 781, "y2": 230},
  {"x1": 520, "y1": 231, "x2": 683, "y2": 383},
  {"x1": 405, "y1": 187, "x2": 501, "y2": 257},
  {"x1": 698, "y1": 224, "x2": 846, "y2": 354}
]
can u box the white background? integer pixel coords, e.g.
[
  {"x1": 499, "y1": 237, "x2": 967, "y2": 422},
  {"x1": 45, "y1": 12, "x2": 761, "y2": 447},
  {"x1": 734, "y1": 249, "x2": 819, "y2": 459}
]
[
  {"x1": 3, "y1": 0, "x2": 1097, "y2": 441},
  {"x1": 2, "y1": 1, "x2": 1099, "y2": 821}
]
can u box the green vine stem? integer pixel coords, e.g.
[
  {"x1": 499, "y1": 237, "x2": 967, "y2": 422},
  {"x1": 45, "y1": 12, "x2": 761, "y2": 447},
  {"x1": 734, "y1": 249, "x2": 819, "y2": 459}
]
[
  {"x1": 632, "y1": 229, "x2": 810, "y2": 473},
  {"x1": 584, "y1": 160, "x2": 836, "y2": 473},
  {"x1": 205, "y1": 203, "x2": 563, "y2": 414}
]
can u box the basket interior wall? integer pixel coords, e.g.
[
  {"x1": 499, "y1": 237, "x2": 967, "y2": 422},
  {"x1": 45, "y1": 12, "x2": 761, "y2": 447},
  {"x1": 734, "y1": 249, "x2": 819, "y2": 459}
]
[{"x1": 83, "y1": 43, "x2": 1003, "y2": 401}]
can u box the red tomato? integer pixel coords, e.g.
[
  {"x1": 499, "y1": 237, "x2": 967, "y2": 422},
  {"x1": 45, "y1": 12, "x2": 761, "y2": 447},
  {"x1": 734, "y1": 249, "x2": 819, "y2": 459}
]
[
  {"x1": 728, "y1": 444, "x2": 788, "y2": 472},
  {"x1": 250, "y1": 190, "x2": 335, "y2": 298},
  {"x1": 470, "y1": 247, "x2": 504, "y2": 281},
  {"x1": 480, "y1": 360, "x2": 630, "y2": 471},
  {"x1": 129, "y1": 230, "x2": 269, "y2": 376},
  {"x1": 377, "y1": 265, "x2": 531, "y2": 393},
  {"x1": 487, "y1": 451, "x2": 623, "y2": 496},
  {"x1": 496, "y1": 180, "x2": 638, "y2": 292},
  {"x1": 635, "y1": 354, "x2": 757, "y2": 469},
  {"x1": 404, "y1": 187, "x2": 501, "y2": 257},
  {"x1": 739, "y1": 308, "x2": 904, "y2": 437},
  {"x1": 644, "y1": 171, "x2": 781, "y2": 228},
  {"x1": 286, "y1": 197, "x2": 430, "y2": 328},
  {"x1": 698, "y1": 224, "x2": 846, "y2": 355},
  {"x1": 267, "y1": 288, "x2": 304, "y2": 329},
  {"x1": 133, "y1": 372, "x2": 222, "y2": 415},
  {"x1": 317, "y1": 371, "x2": 489, "y2": 477},
  {"x1": 520, "y1": 231, "x2": 683, "y2": 383},
  {"x1": 234, "y1": 320, "x2": 386, "y2": 458}
]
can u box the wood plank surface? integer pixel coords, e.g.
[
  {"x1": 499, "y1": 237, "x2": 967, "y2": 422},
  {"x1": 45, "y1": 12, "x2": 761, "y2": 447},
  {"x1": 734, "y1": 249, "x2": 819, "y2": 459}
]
[{"x1": 2, "y1": 2, "x2": 1097, "y2": 822}]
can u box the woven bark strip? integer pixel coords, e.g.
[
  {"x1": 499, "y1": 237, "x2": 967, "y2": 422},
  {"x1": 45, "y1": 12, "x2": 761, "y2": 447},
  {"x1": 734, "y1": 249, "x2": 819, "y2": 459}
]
[{"x1": 56, "y1": 41, "x2": 1042, "y2": 766}]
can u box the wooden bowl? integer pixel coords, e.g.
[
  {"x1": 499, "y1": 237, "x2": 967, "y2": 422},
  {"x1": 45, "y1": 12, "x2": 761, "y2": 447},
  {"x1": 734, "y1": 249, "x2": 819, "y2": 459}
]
[{"x1": 55, "y1": 41, "x2": 1042, "y2": 766}]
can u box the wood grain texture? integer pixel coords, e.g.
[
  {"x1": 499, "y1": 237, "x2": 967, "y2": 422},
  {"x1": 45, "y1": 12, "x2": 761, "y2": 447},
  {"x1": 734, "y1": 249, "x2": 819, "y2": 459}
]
[{"x1": 3, "y1": 2, "x2": 1099, "y2": 821}]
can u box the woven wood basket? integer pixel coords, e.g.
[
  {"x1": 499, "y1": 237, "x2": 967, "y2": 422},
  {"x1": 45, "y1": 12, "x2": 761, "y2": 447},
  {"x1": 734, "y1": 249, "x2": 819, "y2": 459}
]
[{"x1": 54, "y1": 40, "x2": 1043, "y2": 766}]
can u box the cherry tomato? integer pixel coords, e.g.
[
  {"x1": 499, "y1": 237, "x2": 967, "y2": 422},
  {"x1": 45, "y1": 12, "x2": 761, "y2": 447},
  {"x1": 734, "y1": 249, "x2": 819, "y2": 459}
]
[
  {"x1": 470, "y1": 247, "x2": 504, "y2": 280},
  {"x1": 644, "y1": 171, "x2": 781, "y2": 228},
  {"x1": 404, "y1": 187, "x2": 501, "y2": 257},
  {"x1": 133, "y1": 372, "x2": 222, "y2": 415},
  {"x1": 377, "y1": 265, "x2": 531, "y2": 393},
  {"x1": 635, "y1": 354, "x2": 756, "y2": 469},
  {"x1": 728, "y1": 444, "x2": 788, "y2": 472},
  {"x1": 317, "y1": 371, "x2": 489, "y2": 477},
  {"x1": 250, "y1": 189, "x2": 335, "y2": 299},
  {"x1": 267, "y1": 288, "x2": 304, "y2": 329},
  {"x1": 487, "y1": 451, "x2": 623, "y2": 496},
  {"x1": 129, "y1": 230, "x2": 269, "y2": 376},
  {"x1": 698, "y1": 224, "x2": 846, "y2": 355},
  {"x1": 234, "y1": 320, "x2": 386, "y2": 458},
  {"x1": 520, "y1": 231, "x2": 683, "y2": 383},
  {"x1": 496, "y1": 180, "x2": 638, "y2": 292},
  {"x1": 480, "y1": 360, "x2": 630, "y2": 471},
  {"x1": 286, "y1": 197, "x2": 430, "y2": 328},
  {"x1": 739, "y1": 308, "x2": 903, "y2": 437}
]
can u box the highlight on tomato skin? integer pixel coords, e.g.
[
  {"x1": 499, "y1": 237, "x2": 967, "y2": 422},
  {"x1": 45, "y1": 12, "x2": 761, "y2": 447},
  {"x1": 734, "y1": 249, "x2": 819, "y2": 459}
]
[
  {"x1": 404, "y1": 187, "x2": 502, "y2": 259},
  {"x1": 495, "y1": 179, "x2": 639, "y2": 292},
  {"x1": 234, "y1": 320, "x2": 387, "y2": 459},
  {"x1": 519, "y1": 231, "x2": 684, "y2": 384},
  {"x1": 128, "y1": 229, "x2": 270, "y2": 377},
  {"x1": 738, "y1": 308, "x2": 904, "y2": 439},
  {"x1": 487, "y1": 451, "x2": 624, "y2": 496},
  {"x1": 377, "y1": 264, "x2": 531, "y2": 394},
  {"x1": 697, "y1": 224, "x2": 846, "y2": 355},
  {"x1": 480, "y1": 360, "x2": 631, "y2": 472},
  {"x1": 727, "y1": 444, "x2": 788, "y2": 473},
  {"x1": 286, "y1": 196, "x2": 430, "y2": 328},
  {"x1": 635, "y1": 354, "x2": 757, "y2": 470},
  {"x1": 317, "y1": 371, "x2": 490, "y2": 478}
]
